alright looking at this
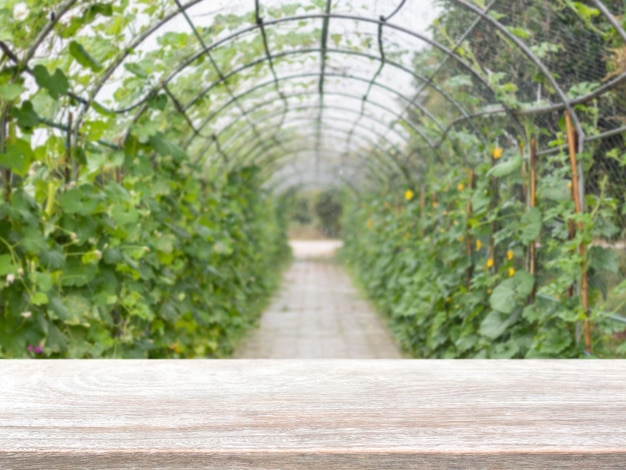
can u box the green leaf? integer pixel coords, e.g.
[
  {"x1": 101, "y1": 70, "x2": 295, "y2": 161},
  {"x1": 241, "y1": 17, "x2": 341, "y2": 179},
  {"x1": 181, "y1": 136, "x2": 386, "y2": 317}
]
[
  {"x1": 489, "y1": 281, "x2": 516, "y2": 314},
  {"x1": 13, "y1": 101, "x2": 40, "y2": 130},
  {"x1": 39, "y1": 250, "x2": 66, "y2": 270},
  {"x1": 149, "y1": 134, "x2": 187, "y2": 161},
  {"x1": 69, "y1": 41, "x2": 103, "y2": 72},
  {"x1": 61, "y1": 259, "x2": 97, "y2": 287},
  {"x1": 490, "y1": 270, "x2": 535, "y2": 313},
  {"x1": 519, "y1": 207, "x2": 542, "y2": 244},
  {"x1": 102, "y1": 247, "x2": 122, "y2": 265},
  {"x1": 31, "y1": 292, "x2": 49, "y2": 306},
  {"x1": 0, "y1": 83, "x2": 24, "y2": 101},
  {"x1": 33, "y1": 65, "x2": 70, "y2": 100},
  {"x1": 0, "y1": 138, "x2": 34, "y2": 176},
  {"x1": 21, "y1": 225, "x2": 47, "y2": 254},
  {"x1": 147, "y1": 94, "x2": 168, "y2": 111},
  {"x1": 91, "y1": 101, "x2": 115, "y2": 117},
  {"x1": 480, "y1": 311, "x2": 511, "y2": 340},
  {"x1": 124, "y1": 63, "x2": 148, "y2": 78},
  {"x1": 45, "y1": 322, "x2": 68, "y2": 352},
  {"x1": 30, "y1": 272, "x2": 53, "y2": 292},
  {"x1": 0, "y1": 254, "x2": 18, "y2": 276},
  {"x1": 537, "y1": 183, "x2": 572, "y2": 202},
  {"x1": 507, "y1": 26, "x2": 531, "y2": 39},
  {"x1": 59, "y1": 185, "x2": 102, "y2": 215},
  {"x1": 514, "y1": 270, "x2": 535, "y2": 298},
  {"x1": 588, "y1": 246, "x2": 618, "y2": 273},
  {"x1": 488, "y1": 155, "x2": 523, "y2": 178}
]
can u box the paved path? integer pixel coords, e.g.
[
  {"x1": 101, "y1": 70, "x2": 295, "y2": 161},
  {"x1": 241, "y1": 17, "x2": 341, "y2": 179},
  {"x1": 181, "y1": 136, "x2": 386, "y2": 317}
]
[{"x1": 235, "y1": 241, "x2": 402, "y2": 358}]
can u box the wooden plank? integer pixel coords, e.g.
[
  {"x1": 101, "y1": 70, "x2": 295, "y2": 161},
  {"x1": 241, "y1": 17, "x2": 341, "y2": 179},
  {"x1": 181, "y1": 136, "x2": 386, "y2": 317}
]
[{"x1": 1, "y1": 360, "x2": 625, "y2": 469}]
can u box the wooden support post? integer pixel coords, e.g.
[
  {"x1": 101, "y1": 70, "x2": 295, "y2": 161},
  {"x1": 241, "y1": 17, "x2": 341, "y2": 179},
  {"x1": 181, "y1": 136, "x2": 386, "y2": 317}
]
[
  {"x1": 520, "y1": 143, "x2": 528, "y2": 204},
  {"x1": 529, "y1": 139, "x2": 537, "y2": 303},
  {"x1": 465, "y1": 169, "x2": 475, "y2": 289},
  {"x1": 489, "y1": 155, "x2": 498, "y2": 274},
  {"x1": 565, "y1": 111, "x2": 591, "y2": 354}
]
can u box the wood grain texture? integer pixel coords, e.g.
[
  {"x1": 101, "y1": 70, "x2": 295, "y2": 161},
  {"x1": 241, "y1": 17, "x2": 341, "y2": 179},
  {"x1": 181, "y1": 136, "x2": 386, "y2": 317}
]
[{"x1": 1, "y1": 360, "x2": 625, "y2": 469}]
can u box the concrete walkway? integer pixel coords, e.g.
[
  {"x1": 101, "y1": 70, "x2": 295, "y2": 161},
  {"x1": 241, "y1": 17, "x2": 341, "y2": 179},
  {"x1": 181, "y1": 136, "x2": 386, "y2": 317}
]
[{"x1": 235, "y1": 241, "x2": 402, "y2": 358}]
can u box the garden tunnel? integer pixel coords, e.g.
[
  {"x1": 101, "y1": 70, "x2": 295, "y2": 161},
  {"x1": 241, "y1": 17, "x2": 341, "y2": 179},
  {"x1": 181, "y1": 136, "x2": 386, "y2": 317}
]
[{"x1": 1, "y1": 0, "x2": 626, "y2": 359}]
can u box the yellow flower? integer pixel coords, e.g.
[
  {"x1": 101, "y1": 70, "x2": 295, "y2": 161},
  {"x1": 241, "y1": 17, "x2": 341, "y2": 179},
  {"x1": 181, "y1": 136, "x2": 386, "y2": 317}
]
[
  {"x1": 507, "y1": 249, "x2": 514, "y2": 260},
  {"x1": 458, "y1": 236, "x2": 464, "y2": 242},
  {"x1": 432, "y1": 202, "x2": 439, "y2": 208},
  {"x1": 486, "y1": 258, "x2": 494, "y2": 268},
  {"x1": 493, "y1": 147, "x2": 503, "y2": 159},
  {"x1": 567, "y1": 181, "x2": 572, "y2": 190},
  {"x1": 367, "y1": 219, "x2": 374, "y2": 229},
  {"x1": 457, "y1": 183, "x2": 465, "y2": 191},
  {"x1": 476, "y1": 239, "x2": 482, "y2": 251},
  {"x1": 405, "y1": 189, "x2": 414, "y2": 201},
  {"x1": 509, "y1": 267, "x2": 516, "y2": 277},
  {"x1": 487, "y1": 289, "x2": 492, "y2": 294}
]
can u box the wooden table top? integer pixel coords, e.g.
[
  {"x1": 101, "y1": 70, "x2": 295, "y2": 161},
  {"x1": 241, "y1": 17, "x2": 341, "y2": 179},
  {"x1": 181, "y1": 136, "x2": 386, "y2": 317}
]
[{"x1": 1, "y1": 360, "x2": 625, "y2": 468}]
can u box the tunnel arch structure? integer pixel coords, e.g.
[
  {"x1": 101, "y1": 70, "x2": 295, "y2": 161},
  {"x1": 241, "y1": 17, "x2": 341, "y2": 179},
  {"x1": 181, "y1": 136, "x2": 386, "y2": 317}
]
[{"x1": 2, "y1": 0, "x2": 626, "y2": 192}]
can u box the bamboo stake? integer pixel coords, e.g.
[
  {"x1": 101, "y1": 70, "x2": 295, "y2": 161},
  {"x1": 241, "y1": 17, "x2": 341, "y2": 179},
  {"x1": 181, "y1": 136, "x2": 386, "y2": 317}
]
[
  {"x1": 528, "y1": 139, "x2": 537, "y2": 304},
  {"x1": 565, "y1": 111, "x2": 591, "y2": 354},
  {"x1": 489, "y1": 154, "x2": 498, "y2": 274},
  {"x1": 465, "y1": 169, "x2": 475, "y2": 289}
]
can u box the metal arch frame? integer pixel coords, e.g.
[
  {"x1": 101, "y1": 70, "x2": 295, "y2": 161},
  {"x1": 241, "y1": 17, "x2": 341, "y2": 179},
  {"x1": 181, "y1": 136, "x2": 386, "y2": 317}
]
[
  {"x1": 256, "y1": 149, "x2": 392, "y2": 192},
  {"x1": 78, "y1": 11, "x2": 518, "y2": 153},
  {"x1": 169, "y1": 0, "x2": 287, "y2": 155},
  {"x1": 225, "y1": 123, "x2": 399, "y2": 179},
  {"x1": 266, "y1": 161, "x2": 377, "y2": 195},
  {"x1": 174, "y1": 57, "x2": 463, "y2": 147},
  {"x1": 210, "y1": 99, "x2": 432, "y2": 174},
  {"x1": 189, "y1": 78, "x2": 431, "y2": 146},
  {"x1": 206, "y1": 74, "x2": 432, "y2": 144},
  {"x1": 181, "y1": 108, "x2": 409, "y2": 179},
  {"x1": 190, "y1": 88, "x2": 441, "y2": 165},
  {"x1": 215, "y1": 103, "x2": 431, "y2": 169},
  {"x1": 63, "y1": 0, "x2": 626, "y2": 122},
  {"x1": 132, "y1": 10, "x2": 526, "y2": 163},
  {"x1": 265, "y1": 158, "x2": 381, "y2": 194},
  {"x1": 230, "y1": 114, "x2": 419, "y2": 177},
  {"x1": 238, "y1": 122, "x2": 408, "y2": 180},
  {"x1": 13, "y1": 0, "x2": 626, "y2": 181},
  {"x1": 176, "y1": 47, "x2": 489, "y2": 147},
  {"x1": 235, "y1": 123, "x2": 410, "y2": 181},
  {"x1": 257, "y1": 145, "x2": 388, "y2": 182},
  {"x1": 118, "y1": 15, "x2": 512, "y2": 156},
  {"x1": 255, "y1": 146, "x2": 392, "y2": 189},
  {"x1": 222, "y1": 106, "x2": 402, "y2": 164},
  {"x1": 93, "y1": 12, "x2": 508, "y2": 116}
]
